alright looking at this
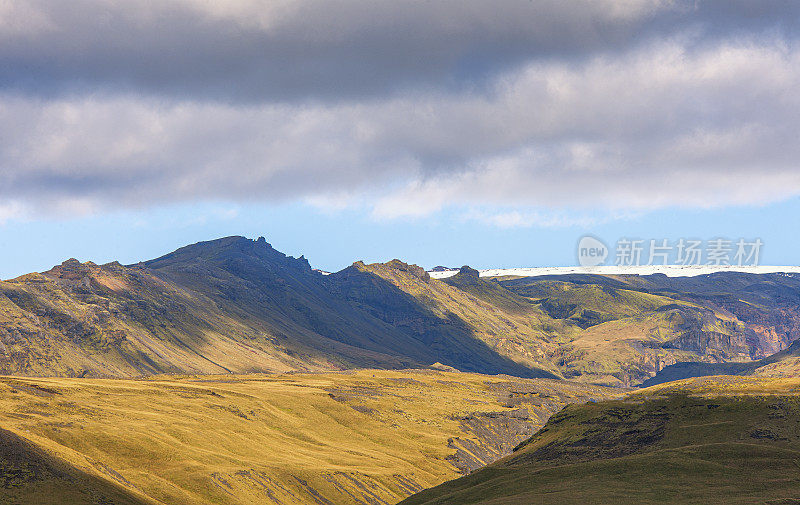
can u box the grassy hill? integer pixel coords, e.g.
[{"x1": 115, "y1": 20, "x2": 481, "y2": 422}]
[
  {"x1": 401, "y1": 375, "x2": 800, "y2": 505},
  {"x1": 0, "y1": 370, "x2": 617, "y2": 505}
]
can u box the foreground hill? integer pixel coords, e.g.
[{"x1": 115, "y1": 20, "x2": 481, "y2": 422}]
[
  {"x1": 1, "y1": 236, "x2": 799, "y2": 385},
  {"x1": 0, "y1": 370, "x2": 616, "y2": 505},
  {"x1": 401, "y1": 376, "x2": 800, "y2": 505}
]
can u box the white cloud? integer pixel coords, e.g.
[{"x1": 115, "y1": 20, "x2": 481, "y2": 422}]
[
  {"x1": 463, "y1": 209, "x2": 623, "y2": 229},
  {"x1": 0, "y1": 200, "x2": 23, "y2": 224}
]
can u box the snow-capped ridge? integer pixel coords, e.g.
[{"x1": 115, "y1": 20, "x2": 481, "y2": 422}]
[{"x1": 427, "y1": 265, "x2": 800, "y2": 279}]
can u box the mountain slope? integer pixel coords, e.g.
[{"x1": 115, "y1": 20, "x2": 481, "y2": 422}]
[
  {"x1": 329, "y1": 261, "x2": 564, "y2": 378},
  {"x1": 401, "y1": 376, "x2": 800, "y2": 505},
  {"x1": 499, "y1": 273, "x2": 800, "y2": 385},
  {"x1": 0, "y1": 426, "x2": 151, "y2": 505},
  {"x1": 504, "y1": 271, "x2": 800, "y2": 356},
  {"x1": 1, "y1": 236, "x2": 799, "y2": 385},
  {"x1": 642, "y1": 336, "x2": 800, "y2": 386},
  {"x1": 0, "y1": 237, "x2": 556, "y2": 378}
]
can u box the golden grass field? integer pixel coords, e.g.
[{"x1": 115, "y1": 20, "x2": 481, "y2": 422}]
[{"x1": 0, "y1": 369, "x2": 618, "y2": 505}]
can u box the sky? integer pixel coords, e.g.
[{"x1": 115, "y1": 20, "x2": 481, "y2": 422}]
[{"x1": 1, "y1": 0, "x2": 799, "y2": 278}]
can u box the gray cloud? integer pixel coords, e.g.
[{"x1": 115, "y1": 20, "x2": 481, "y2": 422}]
[
  {"x1": 1, "y1": 0, "x2": 798, "y2": 102},
  {"x1": 0, "y1": 1, "x2": 799, "y2": 222}
]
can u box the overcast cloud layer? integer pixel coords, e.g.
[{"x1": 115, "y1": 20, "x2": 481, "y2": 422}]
[{"x1": 1, "y1": 0, "x2": 799, "y2": 223}]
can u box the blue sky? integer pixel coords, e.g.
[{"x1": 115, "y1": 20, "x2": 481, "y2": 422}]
[
  {"x1": 1, "y1": 1, "x2": 799, "y2": 278},
  {"x1": 1, "y1": 197, "x2": 795, "y2": 279}
]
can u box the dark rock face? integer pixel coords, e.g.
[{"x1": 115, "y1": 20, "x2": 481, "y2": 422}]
[{"x1": 384, "y1": 260, "x2": 431, "y2": 281}]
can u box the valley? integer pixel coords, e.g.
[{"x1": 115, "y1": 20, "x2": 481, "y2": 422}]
[
  {"x1": 1, "y1": 236, "x2": 800, "y2": 504},
  {"x1": 401, "y1": 376, "x2": 800, "y2": 505}
]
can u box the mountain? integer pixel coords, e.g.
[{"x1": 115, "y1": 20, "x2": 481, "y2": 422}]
[
  {"x1": 0, "y1": 237, "x2": 557, "y2": 379},
  {"x1": 1, "y1": 236, "x2": 799, "y2": 386},
  {"x1": 401, "y1": 375, "x2": 800, "y2": 505},
  {"x1": 0, "y1": 370, "x2": 617, "y2": 505},
  {"x1": 0, "y1": 238, "x2": 407, "y2": 377}
]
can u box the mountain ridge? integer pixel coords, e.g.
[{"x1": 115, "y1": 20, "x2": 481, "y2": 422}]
[{"x1": 1, "y1": 236, "x2": 799, "y2": 386}]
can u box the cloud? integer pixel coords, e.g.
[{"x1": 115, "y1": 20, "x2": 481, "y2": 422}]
[
  {"x1": 0, "y1": 200, "x2": 23, "y2": 224},
  {"x1": 2, "y1": 0, "x2": 799, "y2": 102},
  {"x1": 462, "y1": 209, "x2": 639, "y2": 229},
  {"x1": 0, "y1": 0, "x2": 673, "y2": 102},
  {"x1": 1, "y1": 1, "x2": 800, "y2": 224}
]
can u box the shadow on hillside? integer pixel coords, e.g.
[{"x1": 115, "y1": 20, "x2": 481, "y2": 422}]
[
  {"x1": 0, "y1": 427, "x2": 151, "y2": 505},
  {"x1": 143, "y1": 239, "x2": 557, "y2": 378},
  {"x1": 327, "y1": 268, "x2": 558, "y2": 379}
]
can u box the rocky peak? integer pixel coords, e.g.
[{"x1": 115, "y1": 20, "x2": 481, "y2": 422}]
[
  {"x1": 46, "y1": 258, "x2": 98, "y2": 280},
  {"x1": 458, "y1": 265, "x2": 480, "y2": 278},
  {"x1": 385, "y1": 260, "x2": 430, "y2": 281},
  {"x1": 143, "y1": 235, "x2": 312, "y2": 274},
  {"x1": 445, "y1": 265, "x2": 482, "y2": 286}
]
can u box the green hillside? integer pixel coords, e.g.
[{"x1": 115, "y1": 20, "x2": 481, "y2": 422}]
[{"x1": 401, "y1": 376, "x2": 800, "y2": 505}]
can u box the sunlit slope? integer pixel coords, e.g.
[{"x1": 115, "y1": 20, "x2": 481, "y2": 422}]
[
  {"x1": 0, "y1": 262, "x2": 348, "y2": 378},
  {"x1": 0, "y1": 370, "x2": 617, "y2": 505},
  {"x1": 401, "y1": 376, "x2": 800, "y2": 505}
]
